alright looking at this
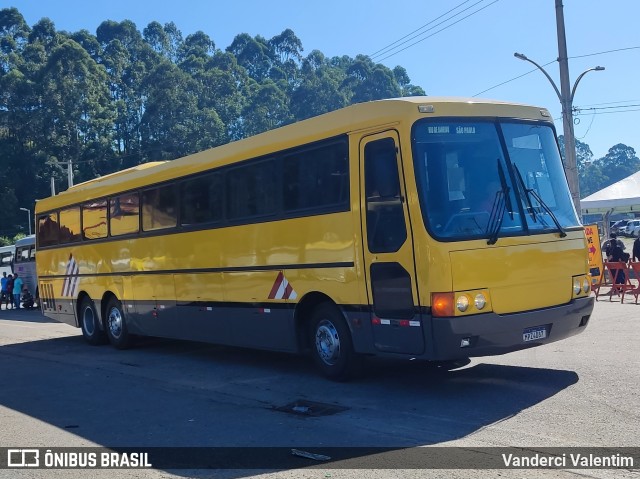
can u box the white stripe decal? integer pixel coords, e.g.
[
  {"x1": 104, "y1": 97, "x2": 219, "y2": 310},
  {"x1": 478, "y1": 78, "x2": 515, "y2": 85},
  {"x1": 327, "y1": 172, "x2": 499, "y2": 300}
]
[
  {"x1": 275, "y1": 277, "x2": 288, "y2": 300},
  {"x1": 61, "y1": 255, "x2": 80, "y2": 297},
  {"x1": 268, "y1": 272, "x2": 298, "y2": 301}
]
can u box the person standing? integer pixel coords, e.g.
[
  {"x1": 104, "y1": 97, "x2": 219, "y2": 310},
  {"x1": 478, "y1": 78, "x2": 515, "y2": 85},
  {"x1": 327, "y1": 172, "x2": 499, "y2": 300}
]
[
  {"x1": 0, "y1": 272, "x2": 8, "y2": 309},
  {"x1": 5, "y1": 274, "x2": 14, "y2": 309},
  {"x1": 12, "y1": 272, "x2": 23, "y2": 309},
  {"x1": 603, "y1": 233, "x2": 625, "y2": 257},
  {"x1": 633, "y1": 236, "x2": 640, "y2": 262}
]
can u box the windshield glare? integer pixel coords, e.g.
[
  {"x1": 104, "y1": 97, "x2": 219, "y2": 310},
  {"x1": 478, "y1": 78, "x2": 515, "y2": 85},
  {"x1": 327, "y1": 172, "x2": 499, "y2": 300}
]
[{"x1": 412, "y1": 119, "x2": 580, "y2": 241}]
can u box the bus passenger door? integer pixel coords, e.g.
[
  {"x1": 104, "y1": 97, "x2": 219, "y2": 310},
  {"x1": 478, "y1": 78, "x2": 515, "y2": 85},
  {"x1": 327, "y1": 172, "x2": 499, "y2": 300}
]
[{"x1": 359, "y1": 132, "x2": 424, "y2": 354}]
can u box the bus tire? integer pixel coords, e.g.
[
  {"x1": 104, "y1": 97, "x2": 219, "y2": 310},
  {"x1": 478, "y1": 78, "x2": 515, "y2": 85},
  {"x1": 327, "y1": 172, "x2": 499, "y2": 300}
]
[
  {"x1": 105, "y1": 297, "x2": 133, "y2": 350},
  {"x1": 309, "y1": 303, "x2": 362, "y2": 381},
  {"x1": 79, "y1": 297, "x2": 107, "y2": 345}
]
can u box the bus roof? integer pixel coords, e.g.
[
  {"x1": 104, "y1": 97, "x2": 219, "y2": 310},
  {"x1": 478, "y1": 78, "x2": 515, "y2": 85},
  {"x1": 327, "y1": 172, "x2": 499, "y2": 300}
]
[
  {"x1": 13, "y1": 235, "x2": 35, "y2": 247},
  {"x1": 35, "y1": 96, "x2": 551, "y2": 213}
]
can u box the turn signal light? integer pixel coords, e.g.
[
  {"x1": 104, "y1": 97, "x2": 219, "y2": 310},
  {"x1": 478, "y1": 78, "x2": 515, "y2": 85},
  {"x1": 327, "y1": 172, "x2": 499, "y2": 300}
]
[{"x1": 432, "y1": 292, "x2": 454, "y2": 317}]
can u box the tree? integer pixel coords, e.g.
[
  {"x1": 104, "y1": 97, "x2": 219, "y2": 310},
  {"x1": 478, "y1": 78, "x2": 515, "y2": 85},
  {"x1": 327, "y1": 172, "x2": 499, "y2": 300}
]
[
  {"x1": 140, "y1": 62, "x2": 225, "y2": 158},
  {"x1": 96, "y1": 19, "x2": 162, "y2": 168},
  {"x1": 226, "y1": 33, "x2": 271, "y2": 81},
  {"x1": 0, "y1": 7, "x2": 30, "y2": 73},
  {"x1": 595, "y1": 144, "x2": 640, "y2": 186},
  {"x1": 241, "y1": 80, "x2": 292, "y2": 137},
  {"x1": 38, "y1": 39, "x2": 115, "y2": 184},
  {"x1": 290, "y1": 50, "x2": 346, "y2": 120},
  {"x1": 1, "y1": 7, "x2": 440, "y2": 237},
  {"x1": 342, "y1": 55, "x2": 401, "y2": 103},
  {"x1": 393, "y1": 66, "x2": 425, "y2": 97},
  {"x1": 177, "y1": 30, "x2": 215, "y2": 73}
]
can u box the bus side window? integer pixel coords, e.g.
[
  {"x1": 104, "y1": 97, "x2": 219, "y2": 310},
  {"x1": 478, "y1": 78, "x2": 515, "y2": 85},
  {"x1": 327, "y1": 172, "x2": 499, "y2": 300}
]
[
  {"x1": 59, "y1": 207, "x2": 82, "y2": 243},
  {"x1": 365, "y1": 138, "x2": 407, "y2": 253},
  {"x1": 226, "y1": 159, "x2": 276, "y2": 220},
  {"x1": 82, "y1": 200, "x2": 108, "y2": 239},
  {"x1": 110, "y1": 193, "x2": 140, "y2": 236},
  {"x1": 142, "y1": 185, "x2": 178, "y2": 231},
  {"x1": 38, "y1": 213, "x2": 60, "y2": 247},
  {"x1": 181, "y1": 173, "x2": 223, "y2": 226}
]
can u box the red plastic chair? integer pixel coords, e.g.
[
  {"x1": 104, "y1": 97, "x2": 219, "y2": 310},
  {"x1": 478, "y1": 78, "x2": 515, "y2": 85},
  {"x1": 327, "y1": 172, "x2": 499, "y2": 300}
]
[
  {"x1": 600, "y1": 262, "x2": 635, "y2": 303},
  {"x1": 627, "y1": 262, "x2": 640, "y2": 304},
  {"x1": 591, "y1": 267, "x2": 605, "y2": 301}
]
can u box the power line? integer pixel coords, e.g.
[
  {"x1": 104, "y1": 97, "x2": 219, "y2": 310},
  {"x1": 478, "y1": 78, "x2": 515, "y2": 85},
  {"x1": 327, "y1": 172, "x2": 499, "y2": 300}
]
[
  {"x1": 474, "y1": 45, "x2": 640, "y2": 97},
  {"x1": 473, "y1": 60, "x2": 556, "y2": 97},
  {"x1": 577, "y1": 99, "x2": 640, "y2": 107},
  {"x1": 575, "y1": 111, "x2": 596, "y2": 140},
  {"x1": 574, "y1": 107, "x2": 640, "y2": 116},
  {"x1": 369, "y1": 0, "x2": 474, "y2": 59},
  {"x1": 374, "y1": 0, "x2": 500, "y2": 63},
  {"x1": 569, "y1": 45, "x2": 640, "y2": 59},
  {"x1": 575, "y1": 103, "x2": 640, "y2": 112}
]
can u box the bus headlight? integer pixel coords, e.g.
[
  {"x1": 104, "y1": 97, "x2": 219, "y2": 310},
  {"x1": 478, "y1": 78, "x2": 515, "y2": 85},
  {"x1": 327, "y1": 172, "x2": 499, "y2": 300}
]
[
  {"x1": 572, "y1": 275, "x2": 591, "y2": 297},
  {"x1": 474, "y1": 293, "x2": 487, "y2": 310},
  {"x1": 573, "y1": 278, "x2": 581, "y2": 295},
  {"x1": 456, "y1": 295, "x2": 469, "y2": 312}
]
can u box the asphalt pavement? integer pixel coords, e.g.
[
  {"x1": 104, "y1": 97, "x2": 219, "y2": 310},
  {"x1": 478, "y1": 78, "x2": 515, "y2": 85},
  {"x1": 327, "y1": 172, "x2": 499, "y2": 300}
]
[{"x1": 0, "y1": 295, "x2": 638, "y2": 479}]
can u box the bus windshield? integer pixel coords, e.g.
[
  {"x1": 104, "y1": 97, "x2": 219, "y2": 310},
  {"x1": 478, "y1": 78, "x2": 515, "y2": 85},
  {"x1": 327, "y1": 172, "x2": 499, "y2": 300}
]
[{"x1": 411, "y1": 119, "x2": 580, "y2": 241}]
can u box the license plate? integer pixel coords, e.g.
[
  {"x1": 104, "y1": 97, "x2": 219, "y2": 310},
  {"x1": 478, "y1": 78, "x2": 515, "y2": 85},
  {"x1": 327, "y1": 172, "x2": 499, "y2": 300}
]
[{"x1": 523, "y1": 326, "x2": 547, "y2": 342}]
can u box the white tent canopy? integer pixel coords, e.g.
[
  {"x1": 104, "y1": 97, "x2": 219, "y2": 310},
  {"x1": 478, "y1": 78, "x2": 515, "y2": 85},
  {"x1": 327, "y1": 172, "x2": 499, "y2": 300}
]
[{"x1": 580, "y1": 170, "x2": 640, "y2": 215}]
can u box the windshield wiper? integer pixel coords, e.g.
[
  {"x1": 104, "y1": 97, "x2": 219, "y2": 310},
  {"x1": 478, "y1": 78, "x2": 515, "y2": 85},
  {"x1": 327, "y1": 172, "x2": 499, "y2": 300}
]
[
  {"x1": 497, "y1": 159, "x2": 514, "y2": 220},
  {"x1": 513, "y1": 165, "x2": 537, "y2": 223},
  {"x1": 513, "y1": 165, "x2": 567, "y2": 238},
  {"x1": 486, "y1": 189, "x2": 506, "y2": 245},
  {"x1": 486, "y1": 160, "x2": 512, "y2": 245}
]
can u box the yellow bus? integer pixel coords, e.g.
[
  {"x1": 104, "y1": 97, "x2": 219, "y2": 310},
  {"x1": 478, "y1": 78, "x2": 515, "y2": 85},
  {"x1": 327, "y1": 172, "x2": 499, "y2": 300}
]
[{"x1": 35, "y1": 97, "x2": 594, "y2": 380}]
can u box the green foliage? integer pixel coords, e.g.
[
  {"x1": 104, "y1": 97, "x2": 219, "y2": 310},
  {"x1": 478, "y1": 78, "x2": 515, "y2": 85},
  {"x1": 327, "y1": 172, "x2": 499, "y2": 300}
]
[
  {"x1": 559, "y1": 136, "x2": 640, "y2": 198},
  {"x1": 2, "y1": 6, "x2": 635, "y2": 239}
]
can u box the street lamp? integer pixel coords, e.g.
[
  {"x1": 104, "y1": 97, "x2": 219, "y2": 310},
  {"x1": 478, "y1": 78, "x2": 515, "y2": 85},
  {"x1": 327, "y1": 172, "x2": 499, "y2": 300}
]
[
  {"x1": 513, "y1": 52, "x2": 604, "y2": 213},
  {"x1": 19, "y1": 207, "x2": 32, "y2": 236}
]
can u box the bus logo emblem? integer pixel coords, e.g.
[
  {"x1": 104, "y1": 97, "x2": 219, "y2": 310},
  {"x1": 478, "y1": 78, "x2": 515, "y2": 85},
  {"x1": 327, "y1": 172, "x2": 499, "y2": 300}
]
[
  {"x1": 61, "y1": 254, "x2": 80, "y2": 297},
  {"x1": 268, "y1": 272, "x2": 297, "y2": 300}
]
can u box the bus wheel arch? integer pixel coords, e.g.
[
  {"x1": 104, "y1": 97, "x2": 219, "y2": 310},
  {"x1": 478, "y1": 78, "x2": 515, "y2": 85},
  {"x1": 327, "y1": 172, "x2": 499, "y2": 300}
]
[
  {"x1": 296, "y1": 293, "x2": 362, "y2": 381},
  {"x1": 77, "y1": 292, "x2": 107, "y2": 345},
  {"x1": 295, "y1": 292, "x2": 335, "y2": 351},
  {"x1": 102, "y1": 292, "x2": 133, "y2": 350}
]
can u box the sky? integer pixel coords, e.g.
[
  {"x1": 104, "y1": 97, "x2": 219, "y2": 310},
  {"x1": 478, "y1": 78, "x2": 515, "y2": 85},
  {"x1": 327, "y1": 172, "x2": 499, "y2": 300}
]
[{"x1": 3, "y1": 0, "x2": 639, "y2": 160}]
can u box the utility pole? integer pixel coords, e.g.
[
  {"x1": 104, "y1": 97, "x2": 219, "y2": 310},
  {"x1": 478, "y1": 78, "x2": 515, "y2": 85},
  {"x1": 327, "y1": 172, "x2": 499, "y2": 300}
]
[
  {"x1": 555, "y1": 0, "x2": 580, "y2": 213},
  {"x1": 67, "y1": 158, "x2": 74, "y2": 188},
  {"x1": 514, "y1": 1, "x2": 604, "y2": 215}
]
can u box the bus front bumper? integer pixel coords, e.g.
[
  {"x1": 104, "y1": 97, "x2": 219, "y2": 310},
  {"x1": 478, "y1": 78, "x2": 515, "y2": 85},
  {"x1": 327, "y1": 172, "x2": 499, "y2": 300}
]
[{"x1": 429, "y1": 296, "x2": 594, "y2": 360}]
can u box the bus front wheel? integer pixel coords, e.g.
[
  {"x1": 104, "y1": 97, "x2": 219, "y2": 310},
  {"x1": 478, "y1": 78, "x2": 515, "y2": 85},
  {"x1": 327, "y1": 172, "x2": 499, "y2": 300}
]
[
  {"x1": 105, "y1": 297, "x2": 133, "y2": 350},
  {"x1": 79, "y1": 297, "x2": 107, "y2": 345},
  {"x1": 309, "y1": 303, "x2": 362, "y2": 381}
]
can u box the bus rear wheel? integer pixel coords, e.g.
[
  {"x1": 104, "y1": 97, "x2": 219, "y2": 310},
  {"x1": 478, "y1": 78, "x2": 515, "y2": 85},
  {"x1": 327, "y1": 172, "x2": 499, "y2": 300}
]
[
  {"x1": 309, "y1": 303, "x2": 362, "y2": 381},
  {"x1": 79, "y1": 297, "x2": 107, "y2": 345},
  {"x1": 105, "y1": 297, "x2": 133, "y2": 350}
]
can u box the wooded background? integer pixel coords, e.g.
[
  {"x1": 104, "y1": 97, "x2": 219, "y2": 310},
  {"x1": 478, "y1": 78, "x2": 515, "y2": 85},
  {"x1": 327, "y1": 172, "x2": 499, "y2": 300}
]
[{"x1": 1, "y1": 7, "x2": 637, "y2": 242}]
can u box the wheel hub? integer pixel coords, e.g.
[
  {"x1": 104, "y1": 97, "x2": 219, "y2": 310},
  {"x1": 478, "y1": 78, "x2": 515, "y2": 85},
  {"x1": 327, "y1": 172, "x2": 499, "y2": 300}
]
[
  {"x1": 82, "y1": 307, "x2": 95, "y2": 335},
  {"x1": 108, "y1": 307, "x2": 123, "y2": 339},
  {"x1": 315, "y1": 320, "x2": 341, "y2": 365}
]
